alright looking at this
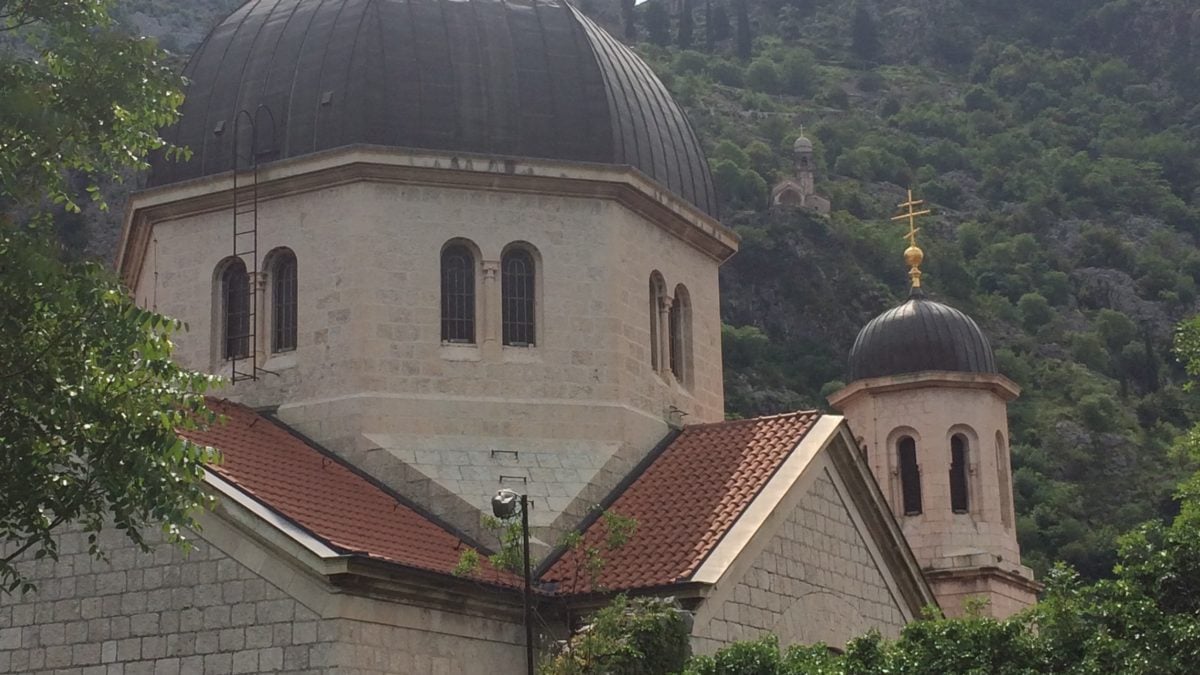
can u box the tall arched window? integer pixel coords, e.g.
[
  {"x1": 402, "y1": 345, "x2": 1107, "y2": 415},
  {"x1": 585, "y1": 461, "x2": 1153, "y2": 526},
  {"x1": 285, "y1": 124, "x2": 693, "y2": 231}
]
[
  {"x1": 950, "y1": 434, "x2": 970, "y2": 514},
  {"x1": 898, "y1": 436, "x2": 922, "y2": 516},
  {"x1": 441, "y1": 244, "x2": 475, "y2": 343},
  {"x1": 269, "y1": 249, "x2": 297, "y2": 353},
  {"x1": 502, "y1": 247, "x2": 536, "y2": 346},
  {"x1": 220, "y1": 259, "x2": 251, "y2": 360},
  {"x1": 649, "y1": 273, "x2": 666, "y2": 372},
  {"x1": 669, "y1": 284, "x2": 692, "y2": 386},
  {"x1": 997, "y1": 432, "x2": 1014, "y2": 529}
]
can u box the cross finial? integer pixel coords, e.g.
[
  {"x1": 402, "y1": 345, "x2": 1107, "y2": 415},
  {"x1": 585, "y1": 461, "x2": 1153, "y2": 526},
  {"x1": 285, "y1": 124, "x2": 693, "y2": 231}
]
[{"x1": 890, "y1": 189, "x2": 932, "y2": 290}]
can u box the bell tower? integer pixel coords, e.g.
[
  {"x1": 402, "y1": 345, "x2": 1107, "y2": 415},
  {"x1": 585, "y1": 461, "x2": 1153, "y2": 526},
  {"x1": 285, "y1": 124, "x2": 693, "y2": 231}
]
[{"x1": 828, "y1": 192, "x2": 1039, "y2": 618}]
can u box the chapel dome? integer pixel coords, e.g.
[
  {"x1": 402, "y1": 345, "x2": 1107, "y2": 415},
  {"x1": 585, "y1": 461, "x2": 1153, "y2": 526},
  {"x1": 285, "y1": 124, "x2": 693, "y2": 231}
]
[
  {"x1": 149, "y1": 0, "x2": 718, "y2": 217},
  {"x1": 848, "y1": 291, "x2": 997, "y2": 381},
  {"x1": 793, "y1": 136, "x2": 813, "y2": 152}
]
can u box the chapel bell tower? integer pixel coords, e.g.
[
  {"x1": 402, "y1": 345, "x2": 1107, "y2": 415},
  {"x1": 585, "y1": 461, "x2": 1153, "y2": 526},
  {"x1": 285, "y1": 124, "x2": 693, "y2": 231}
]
[{"x1": 828, "y1": 192, "x2": 1039, "y2": 618}]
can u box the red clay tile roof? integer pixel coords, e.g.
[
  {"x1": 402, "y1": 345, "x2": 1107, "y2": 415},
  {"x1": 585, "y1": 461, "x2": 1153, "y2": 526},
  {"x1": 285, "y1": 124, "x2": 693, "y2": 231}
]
[
  {"x1": 541, "y1": 411, "x2": 821, "y2": 593},
  {"x1": 181, "y1": 399, "x2": 516, "y2": 587}
]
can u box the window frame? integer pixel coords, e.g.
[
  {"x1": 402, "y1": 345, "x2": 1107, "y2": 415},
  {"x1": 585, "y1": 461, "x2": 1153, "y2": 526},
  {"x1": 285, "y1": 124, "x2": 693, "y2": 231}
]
[
  {"x1": 220, "y1": 258, "x2": 251, "y2": 361},
  {"x1": 440, "y1": 242, "x2": 477, "y2": 344},
  {"x1": 501, "y1": 246, "x2": 537, "y2": 347},
  {"x1": 898, "y1": 436, "x2": 922, "y2": 516},
  {"x1": 649, "y1": 272, "x2": 666, "y2": 372},
  {"x1": 950, "y1": 434, "x2": 970, "y2": 514},
  {"x1": 668, "y1": 284, "x2": 692, "y2": 387},
  {"x1": 268, "y1": 249, "x2": 298, "y2": 354}
]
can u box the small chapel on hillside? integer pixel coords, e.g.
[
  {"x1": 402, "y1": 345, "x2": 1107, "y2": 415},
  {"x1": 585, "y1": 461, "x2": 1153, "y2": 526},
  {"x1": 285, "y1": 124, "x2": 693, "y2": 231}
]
[{"x1": 0, "y1": 0, "x2": 1035, "y2": 672}]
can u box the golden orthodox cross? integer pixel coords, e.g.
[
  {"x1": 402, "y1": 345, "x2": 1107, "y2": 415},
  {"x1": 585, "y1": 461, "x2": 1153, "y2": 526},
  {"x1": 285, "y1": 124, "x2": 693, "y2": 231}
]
[{"x1": 891, "y1": 189, "x2": 931, "y2": 247}]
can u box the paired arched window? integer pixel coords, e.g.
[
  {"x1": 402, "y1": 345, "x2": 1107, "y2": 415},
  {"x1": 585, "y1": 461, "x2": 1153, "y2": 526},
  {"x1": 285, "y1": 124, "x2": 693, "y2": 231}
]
[
  {"x1": 950, "y1": 434, "x2": 970, "y2": 514},
  {"x1": 502, "y1": 247, "x2": 536, "y2": 346},
  {"x1": 269, "y1": 249, "x2": 298, "y2": 353},
  {"x1": 441, "y1": 244, "x2": 476, "y2": 343},
  {"x1": 997, "y1": 432, "x2": 1014, "y2": 529},
  {"x1": 220, "y1": 259, "x2": 251, "y2": 360},
  {"x1": 898, "y1": 436, "x2": 922, "y2": 516},
  {"x1": 669, "y1": 284, "x2": 692, "y2": 386},
  {"x1": 649, "y1": 273, "x2": 666, "y2": 371}
]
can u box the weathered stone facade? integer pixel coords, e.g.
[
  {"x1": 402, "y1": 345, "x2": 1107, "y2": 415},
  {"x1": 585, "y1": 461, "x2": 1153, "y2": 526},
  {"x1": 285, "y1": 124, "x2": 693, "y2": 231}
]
[
  {"x1": 0, "y1": 512, "x2": 526, "y2": 675},
  {"x1": 122, "y1": 149, "x2": 736, "y2": 544},
  {"x1": 830, "y1": 372, "x2": 1039, "y2": 617},
  {"x1": 691, "y1": 461, "x2": 911, "y2": 654}
]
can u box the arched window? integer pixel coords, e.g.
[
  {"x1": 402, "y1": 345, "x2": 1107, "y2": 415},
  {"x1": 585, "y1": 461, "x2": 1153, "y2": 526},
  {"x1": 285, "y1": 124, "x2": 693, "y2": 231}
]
[
  {"x1": 898, "y1": 436, "x2": 922, "y2": 516},
  {"x1": 441, "y1": 244, "x2": 475, "y2": 344},
  {"x1": 220, "y1": 259, "x2": 251, "y2": 360},
  {"x1": 950, "y1": 434, "x2": 970, "y2": 514},
  {"x1": 649, "y1": 273, "x2": 665, "y2": 371},
  {"x1": 669, "y1": 284, "x2": 692, "y2": 386},
  {"x1": 997, "y1": 432, "x2": 1014, "y2": 529},
  {"x1": 502, "y1": 247, "x2": 536, "y2": 346},
  {"x1": 269, "y1": 249, "x2": 297, "y2": 353}
]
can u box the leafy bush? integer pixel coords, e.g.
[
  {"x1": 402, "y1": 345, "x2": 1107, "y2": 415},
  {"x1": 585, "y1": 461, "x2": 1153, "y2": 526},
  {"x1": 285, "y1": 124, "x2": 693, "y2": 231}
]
[{"x1": 746, "y1": 58, "x2": 781, "y2": 93}]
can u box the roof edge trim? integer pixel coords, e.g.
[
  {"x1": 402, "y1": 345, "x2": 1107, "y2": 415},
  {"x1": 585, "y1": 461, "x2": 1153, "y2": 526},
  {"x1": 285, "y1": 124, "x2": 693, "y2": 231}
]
[
  {"x1": 690, "y1": 414, "x2": 842, "y2": 585},
  {"x1": 204, "y1": 468, "x2": 343, "y2": 559}
]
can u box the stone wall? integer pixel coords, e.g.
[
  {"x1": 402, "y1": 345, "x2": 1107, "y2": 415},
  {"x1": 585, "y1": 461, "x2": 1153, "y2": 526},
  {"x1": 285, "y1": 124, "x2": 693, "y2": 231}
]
[
  {"x1": 692, "y1": 467, "x2": 908, "y2": 654},
  {"x1": 129, "y1": 161, "x2": 726, "y2": 541},
  {"x1": 0, "y1": 516, "x2": 525, "y2": 675},
  {"x1": 833, "y1": 377, "x2": 1026, "y2": 574}
]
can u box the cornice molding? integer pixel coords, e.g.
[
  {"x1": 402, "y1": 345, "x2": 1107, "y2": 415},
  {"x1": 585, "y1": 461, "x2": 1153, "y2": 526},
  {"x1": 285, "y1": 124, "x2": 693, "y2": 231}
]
[
  {"x1": 828, "y1": 371, "x2": 1021, "y2": 410},
  {"x1": 117, "y1": 145, "x2": 739, "y2": 289}
]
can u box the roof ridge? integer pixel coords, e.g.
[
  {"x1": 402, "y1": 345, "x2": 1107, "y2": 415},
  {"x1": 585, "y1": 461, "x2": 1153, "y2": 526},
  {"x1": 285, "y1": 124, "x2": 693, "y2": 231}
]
[{"x1": 683, "y1": 409, "x2": 820, "y2": 430}]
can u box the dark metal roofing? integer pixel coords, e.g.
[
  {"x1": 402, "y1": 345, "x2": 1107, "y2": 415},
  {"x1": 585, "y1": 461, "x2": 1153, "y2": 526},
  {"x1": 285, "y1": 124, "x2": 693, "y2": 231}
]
[
  {"x1": 149, "y1": 0, "x2": 718, "y2": 218},
  {"x1": 848, "y1": 290, "x2": 997, "y2": 381}
]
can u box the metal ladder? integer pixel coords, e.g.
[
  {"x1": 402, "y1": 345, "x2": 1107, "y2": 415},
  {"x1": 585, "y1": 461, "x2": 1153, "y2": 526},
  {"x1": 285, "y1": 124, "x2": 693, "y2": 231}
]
[{"x1": 230, "y1": 105, "x2": 275, "y2": 383}]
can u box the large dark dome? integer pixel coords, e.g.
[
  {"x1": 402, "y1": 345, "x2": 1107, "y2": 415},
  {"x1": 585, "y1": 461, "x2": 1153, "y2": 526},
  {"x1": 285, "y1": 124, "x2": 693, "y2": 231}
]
[
  {"x1": 149, "y1": 0, "x2": 718, "y2": 217},
  {"x1": 848, "y1": 292, "x2": 997, "y2": 381}
]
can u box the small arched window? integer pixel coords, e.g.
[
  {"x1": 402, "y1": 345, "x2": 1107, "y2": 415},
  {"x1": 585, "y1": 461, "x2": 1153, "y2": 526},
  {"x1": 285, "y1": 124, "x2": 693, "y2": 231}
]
[
  {"x1": 997, "y1": 432, "x2": 1014, "y2": 529},
  {"x1": 270, "y1": 249, "x2": 297, "y2": 353},
  {"x1": 898, "y1": 436, "x2": 922, "y2": 516},
  {"x1": 950, "y1": 434, "x2": 970, "y2": 514},
  {"x1": 220, "y1": 259, "x2": 251, "y2": 360},
  {"x1": 669, "y1": 284, "x2": 692, "y2": 386},
  {"x1": 502, "y1": 247, "x2": 536, "y2": 346},
  {"x1": 649, "y1": 273, "x2": 666, "y2": 372},
  {"x1": 441, "y1": 244, "x2": 475, "y2": 344}
]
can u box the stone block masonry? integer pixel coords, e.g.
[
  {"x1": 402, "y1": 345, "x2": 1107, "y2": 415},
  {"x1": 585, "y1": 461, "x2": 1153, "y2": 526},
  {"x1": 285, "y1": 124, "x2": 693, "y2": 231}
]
[
  {"x1": 0, "y1": 517, "x2": 525, "y2": 674},
  {"x1": 693, "y1": 468, "x2": 908, "y2": 654}
]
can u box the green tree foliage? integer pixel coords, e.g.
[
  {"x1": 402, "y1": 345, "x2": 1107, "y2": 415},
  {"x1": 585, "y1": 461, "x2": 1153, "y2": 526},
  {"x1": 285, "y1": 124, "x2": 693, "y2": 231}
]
[
  {"x1": 1, "y1": 0, "x2": 186, "y2": 210},
  {"x1": 710, "y1": 2, "x2": 731, "y2": 43},
  {"x1": 678, "y1": 0, "x2": 694, "y2": 49},
  {"x1": 850, "y1": 4, "x2": 880, "y2": 63},
  {"x1": 541, "y1": 596, "x2": 691, "y2": 674},
  {"x1": 734, "y1": 0, "x2": 751, "y2": 59},
  {"x1": 645, "y1": 1, "x2": 671, "y2": 47},
  {"x1": 0, "y1": 231, "x2": 219, "y2": 593},
  {"x1": 0, "y1": 0, "x2": 218, "y2": 593},
  {"x1": 634, "y1": 0, "x2": 1200, "y2": 579},
  {"x1": 622, "y1": 0, "x2": 637, "y2": 39},
  {"x1": 745, "y1": 59, "x2": 781, "y2": 93}
]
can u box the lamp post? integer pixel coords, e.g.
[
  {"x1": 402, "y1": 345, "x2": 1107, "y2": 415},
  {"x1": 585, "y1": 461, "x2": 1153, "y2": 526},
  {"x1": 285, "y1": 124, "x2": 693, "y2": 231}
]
[{"x1": 492, "y1": 489, "x2": 534, "y2": 675}]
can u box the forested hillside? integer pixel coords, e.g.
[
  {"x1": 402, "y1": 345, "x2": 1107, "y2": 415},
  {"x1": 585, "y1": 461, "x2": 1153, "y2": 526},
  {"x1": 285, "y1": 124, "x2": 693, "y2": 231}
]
[
  {"x1": 106, "y1": 0, "x2": 1200, "y2": 580},
  {"x1": 627, "y1": 0, "x2": 1200, "y2": 579}
]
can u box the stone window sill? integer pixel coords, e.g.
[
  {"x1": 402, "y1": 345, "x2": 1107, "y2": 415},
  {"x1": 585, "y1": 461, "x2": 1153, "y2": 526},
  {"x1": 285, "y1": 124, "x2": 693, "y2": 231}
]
[{"x1": 440, "y1": 343, "x2": 481, "y2": 362}]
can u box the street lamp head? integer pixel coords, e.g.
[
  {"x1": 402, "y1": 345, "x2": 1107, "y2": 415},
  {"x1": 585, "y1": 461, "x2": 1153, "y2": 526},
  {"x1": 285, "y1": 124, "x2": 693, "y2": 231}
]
[{"x1": 492, "y1": 488, "x2": 522, "y2": 518}]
